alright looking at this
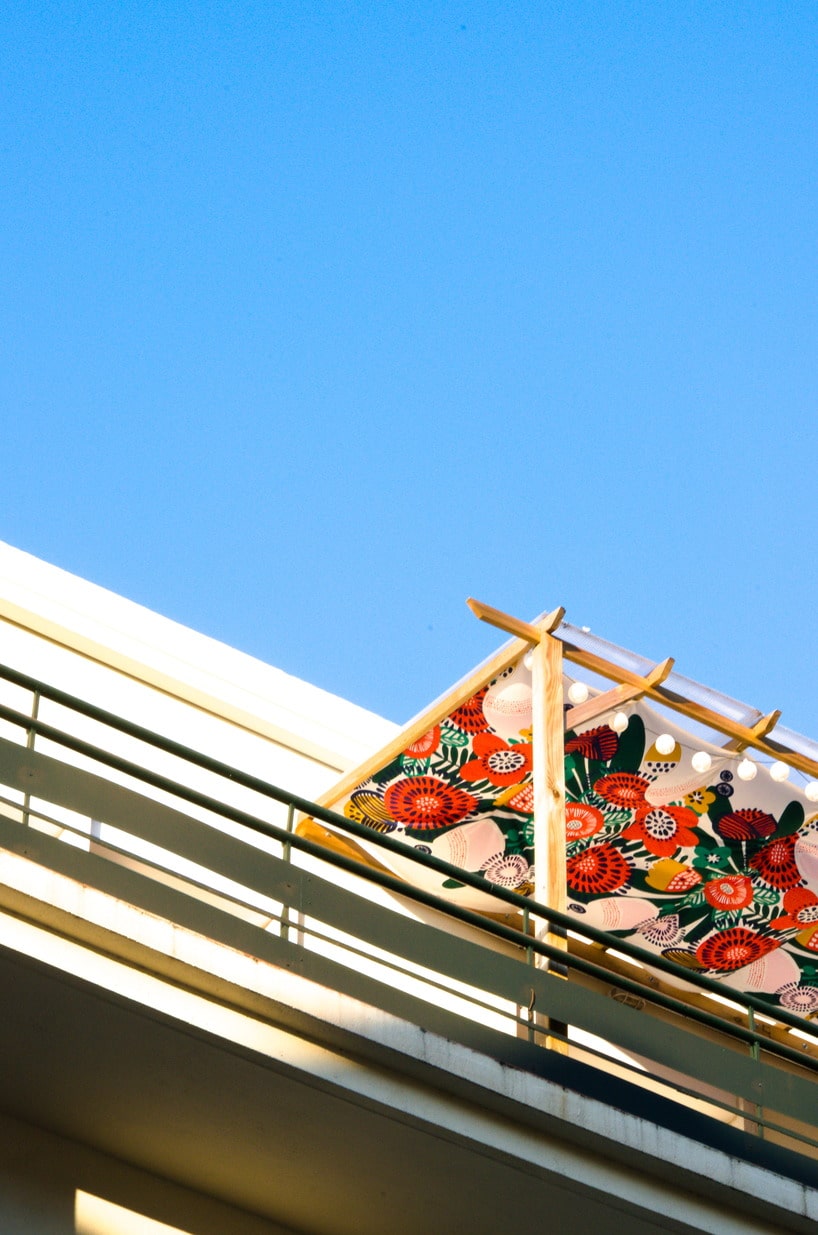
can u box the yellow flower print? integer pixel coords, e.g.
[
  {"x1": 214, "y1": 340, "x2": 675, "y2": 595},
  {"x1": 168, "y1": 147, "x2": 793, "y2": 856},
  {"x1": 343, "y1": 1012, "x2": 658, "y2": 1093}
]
[{"x1": 684, "y1": 787, "x2": 716, "y2": 816}]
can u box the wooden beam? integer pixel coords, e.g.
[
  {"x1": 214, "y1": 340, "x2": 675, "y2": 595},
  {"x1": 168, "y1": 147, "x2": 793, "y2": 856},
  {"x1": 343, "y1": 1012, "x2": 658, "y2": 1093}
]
[
  {"x1": 722, "y1": 710, "x2": 782, "y2": 753},
  {"x1": 315, "y1": 599, "x2": 569, "y2": 813},
  {"x1": 531, "y1": 627, "x2": 568, "y2": 1051},
  {"x1": 531, "y1": 631, "x2": 567, "y2": 917},
  {"x1": 559, "y1": 637, "x2": 817, "y2": 776},
  {"x1": 565, "y1": 656, "x2": 675, "y2": 731},
  {"x1": 466, "y1": 598, "x2": 565, "y2": 644},
  {"x1": 309, "y1": 633, "x2": 531, "y2": 812},
  {"x1": 643, "y1": 655, "x2": 676, "y2": 688}
]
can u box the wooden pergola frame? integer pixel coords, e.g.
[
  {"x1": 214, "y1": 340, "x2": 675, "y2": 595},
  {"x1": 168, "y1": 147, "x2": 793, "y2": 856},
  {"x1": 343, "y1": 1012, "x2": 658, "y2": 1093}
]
[
  {"x1": 466, "y1": 599, "x2": 799, "y2": 764},
  {"x1": 311, "y1": 598, "x2": 818, "y2": 924},
  {"x1": 305, "y1": 598, "x2": 818, "y2": 1059}
]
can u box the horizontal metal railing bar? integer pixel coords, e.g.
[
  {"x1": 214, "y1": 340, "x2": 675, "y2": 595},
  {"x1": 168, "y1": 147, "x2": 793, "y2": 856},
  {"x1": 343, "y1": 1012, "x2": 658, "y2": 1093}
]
[
  {"x1": 1, "y1": 728, "x2": 818, "y2": 1098},
  {"x1": 2, "y1": 664, "x2": 818, "y2": 1040},
  {"x1": 11, "y1": 770, "x2": 778, "y2": 1081},
  {"x1": 0, "y1": 803, "x2": 280, "y2": 927},
  {"x1": 3, "y1": 752, "x2": 817, "y2": 1129},
  {"x1": 4, "y1": 751, "x2": 817, "y2": 1129},
  {"x1": 563, "y1": 1028, "x2": 818, "y2": 1154},
  {"x1": 3, "y1": 669, "x2": 818, "y2": 1158},
  {"x1": 5, "y1": 705, "x2": 818, "y2": 1070},
  {"x1": 24, "y1": 785, "x2": 811, "y2": 1149},
  {"x1": 3, "y1": 792, "x2": 529, "y2": 1036},
  {"x1": 0, "y1": 793, "x2": 534, "y2": 1037},
  {"x1": 0, "y1": 813, "x2": 539, "y2": 1069},
  {"x1": 2, "y1": 692, "x2": 817, "y2": 1056}
]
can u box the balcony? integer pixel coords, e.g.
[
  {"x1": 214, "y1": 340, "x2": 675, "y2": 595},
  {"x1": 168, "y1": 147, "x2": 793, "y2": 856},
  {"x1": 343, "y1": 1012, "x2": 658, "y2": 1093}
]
[{"x1": 0, "y1": 658, "x2": 816, "y2": 1234}]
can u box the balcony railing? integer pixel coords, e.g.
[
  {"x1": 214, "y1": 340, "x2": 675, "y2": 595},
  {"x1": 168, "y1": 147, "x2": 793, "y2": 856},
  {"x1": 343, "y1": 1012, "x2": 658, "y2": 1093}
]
[{"x1": 0, "y1": 660, "x2": 816, "y2": 1171}]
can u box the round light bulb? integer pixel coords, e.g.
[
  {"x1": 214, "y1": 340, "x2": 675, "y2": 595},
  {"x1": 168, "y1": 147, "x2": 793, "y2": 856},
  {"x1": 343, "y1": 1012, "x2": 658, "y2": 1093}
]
[
  {"x1": 567, "y1": 681, "x2": 589, "y2": 705},
  {"x1": 611, "y1": 711, "x2": 629, "y2": 733},
  {"x1": 770, "y1": 761, "x2": 790, "y2": 783},
  {"x1": 523, "y1": 651, "x2": 534, "y2": 670},
  {"x1": 805, "y1": 781, "x2": 818, "y2": 802},
  {"x1": 737, "y1": 758, "x2": 757, "y2": 781},
  {"x1": 654, "y1": 733, "x2": 676, "y2": 756},
  {"x1": 691, "y1": 751, "x2": 712, "y2": 775}
]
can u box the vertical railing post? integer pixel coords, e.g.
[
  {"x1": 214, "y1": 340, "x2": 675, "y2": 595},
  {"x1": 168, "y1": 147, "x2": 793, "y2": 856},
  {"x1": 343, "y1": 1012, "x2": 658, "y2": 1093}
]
[
  {"x1": 22, "y1": 689, "x2": 40, "y2": 828},
  {"x1": 523, "y1": 904, "x2": 537, "y2": 1043},
  {"x1": 748, "y1": 1006, "x2": 764, "y2": 1138},
  {"x1": 280, "y1": 801, "x2": 295, "y2": 942}
]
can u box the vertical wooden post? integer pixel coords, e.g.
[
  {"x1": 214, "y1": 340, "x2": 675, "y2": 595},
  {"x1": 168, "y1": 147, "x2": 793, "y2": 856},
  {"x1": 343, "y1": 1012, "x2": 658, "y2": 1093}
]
[
  {"x1": 531, "y1": 630, "x2": 567, "y2": 920},
  {"x1": 530, "y1": 629, "x2": 567, "y2": 1049}
]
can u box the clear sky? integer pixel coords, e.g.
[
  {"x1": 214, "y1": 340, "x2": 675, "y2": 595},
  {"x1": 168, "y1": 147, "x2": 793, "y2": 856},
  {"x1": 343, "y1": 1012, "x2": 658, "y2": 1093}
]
[{"x1": 2, "y1": 2, "x2": 817, "y2": 733}]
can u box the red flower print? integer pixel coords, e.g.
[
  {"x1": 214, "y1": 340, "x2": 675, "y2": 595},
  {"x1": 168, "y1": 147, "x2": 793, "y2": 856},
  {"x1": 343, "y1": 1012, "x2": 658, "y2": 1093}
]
[
  {"x1": 404, "y1": 725, "x2": 440, "y2": 759},
  {"x1": 714, "y1": 808, "x2": 777, "y2": 843},
  {"x1": 565, "y1": 802, "x2": 604, "y2": 841},
  {"x1": 771, "y1": 887, "x2": 818, "y2": 931},
  {"x1": 384, "y1": 777, "x2": 477, "y2": 830},
  {"x1": 703, "y1": 875, "x2": 754, "y2": 910},
  {"x1": 622, "y1": 803, "x2": 699, "y2": 857},
  {"x1": 461, "y1": 732, "x2": 532, "y2": 787},
  {"x1": 749, "y1": 835, "x2": 800, "y2": 890},
  {"x1": 696, "y1": 927, "x2": 774, "y2": 972},
  {"x1": 449, "y1": 688, "x2": 490, "y2": 734},
  {"x1": 594, "y1": 772, "x2": 650, "y2": 807},
  {"x1": 567, "y1": 841, "x2": 631, "y2": 895},
  {"x1": 565, "y1": 726, "x2": 619, "y2": 762}
]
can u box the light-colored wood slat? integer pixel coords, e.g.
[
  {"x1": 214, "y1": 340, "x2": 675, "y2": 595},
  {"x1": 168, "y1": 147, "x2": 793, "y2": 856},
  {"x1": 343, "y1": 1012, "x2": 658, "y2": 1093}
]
[
  {"x1": 722, "y1": 710, "x2": 782, "y2": 753},
  {"x1": 565, "y1": 656, "x2": 675, "y2": 731},
  {"x1": 466, "y1": 598, "x2": 565, "y2": 643},
  {"x1": 531, "y1": 628, "x2": 568, "y2": 1051},
  {"x1": 309, "y1": 635, "x2": 531, "y2": 811},
  {"x1": 559, "y1": 640, "x2": 818, "y2": 778}
]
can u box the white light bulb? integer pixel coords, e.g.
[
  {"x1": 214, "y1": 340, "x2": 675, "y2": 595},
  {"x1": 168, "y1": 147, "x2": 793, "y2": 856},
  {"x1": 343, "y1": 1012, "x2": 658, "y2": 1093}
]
[
  {"x1": 805, "y1": 781, "x2": 818, "y2": 802},
  {"x1": 611, "y1": 711, "x2": 629, "y2": 733},
  {"x1": 523, "y1": 651, "x2": 534, "y2": 670},
  {"x1": 567, "y1": 681, "x2": 589, "y2": 705},
  {"x1": 737, "y1": 758, "x2": 757, "y2": 781},
  {"x1": 770, "y1": 761, "x2": 790, "y2": 783},
  {"x1": 655, "y1": 733, "x2": 675, "y2": 756},
  {"x1": 691, "y1": 751, "x2": 712, "y2": 775}
]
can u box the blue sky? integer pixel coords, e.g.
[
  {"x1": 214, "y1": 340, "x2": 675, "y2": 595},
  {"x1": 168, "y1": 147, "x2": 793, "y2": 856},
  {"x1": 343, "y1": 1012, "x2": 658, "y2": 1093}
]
[{"x1": 2, "y1": 2, "x2": 818, "y2": 732}]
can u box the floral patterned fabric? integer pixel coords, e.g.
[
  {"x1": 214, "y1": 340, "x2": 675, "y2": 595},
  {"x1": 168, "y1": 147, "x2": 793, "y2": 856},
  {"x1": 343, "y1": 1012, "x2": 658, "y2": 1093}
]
[
  {"x1": 334, "y1": 655, "x2": 818, "y2": 1017},
  {"x1": 337, "y1": 658, "x2": 537, "y2": 908}
]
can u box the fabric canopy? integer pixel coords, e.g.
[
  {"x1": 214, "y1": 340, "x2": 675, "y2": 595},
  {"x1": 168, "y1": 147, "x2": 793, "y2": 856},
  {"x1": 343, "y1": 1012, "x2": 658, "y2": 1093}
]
[{"x1": 308, "y1": 649, "x2": 818, "y2": 1019}]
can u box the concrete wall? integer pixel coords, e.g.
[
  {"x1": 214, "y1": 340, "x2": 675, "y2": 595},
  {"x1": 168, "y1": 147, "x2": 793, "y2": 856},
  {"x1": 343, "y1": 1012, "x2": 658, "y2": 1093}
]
[{"x1": 0, "y1": 1112, "x2": 298, "y2": 1235}]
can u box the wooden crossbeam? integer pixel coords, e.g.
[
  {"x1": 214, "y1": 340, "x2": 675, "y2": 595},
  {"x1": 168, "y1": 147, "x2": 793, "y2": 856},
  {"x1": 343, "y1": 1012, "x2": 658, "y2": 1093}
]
[
  {"x1": 311, "y1": 599, "x2": 815, "y2": 850},
  {"x1": 722, "y1": 710, "x2": 782, "y2": 753},
  {"x1": 565, "y1": 656, "x2": 675, "y2": 731},
  {"x1": 466, "y1": 598, "x2": 565, "y2": 643},
  {"x1": 559, "y1": 641, "x2": 813, "y2": 778},
  {"x1": 468, "y1": 602, "x2": 811, "y2": 778}
]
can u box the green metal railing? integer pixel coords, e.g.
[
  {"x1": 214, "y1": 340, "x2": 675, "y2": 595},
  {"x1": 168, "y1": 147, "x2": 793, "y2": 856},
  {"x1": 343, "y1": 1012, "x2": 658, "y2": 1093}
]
[{"x1": 0, "y1": 660, "x2": 816, "y2": 1164}]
